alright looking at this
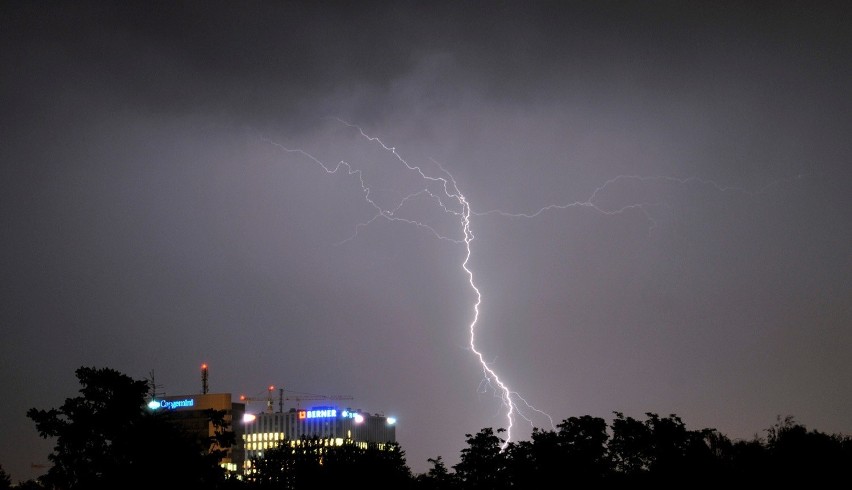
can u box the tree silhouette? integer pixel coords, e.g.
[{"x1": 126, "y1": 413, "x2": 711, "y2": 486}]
[
  {"x1": 27, "y1": 366, "x2": 234, "y2": 490},
  {"x1": 556, "y1": 415, "x2": 612, "y2": 481},
  {"x1": 0, "y1": 465, "x2": 10, "y2": 490},
  {"x1": 765, "y1": 415, "x2": 852, "y2": 486},
  {"x1": 24, "y1": 365, "x2": 852, "y2": 489},
  {"x1": 414, "y1": 456, "x2": 460, "y2": 490},
  {"x1": 453, "y1": 427, "x2": 510, "y2": 490},
  {"x1": 607, "y1": 412, "x2": 723, "y2": 485},
  {"x1": 609, "y1": 411, "x2": 654, "y2": 480}
]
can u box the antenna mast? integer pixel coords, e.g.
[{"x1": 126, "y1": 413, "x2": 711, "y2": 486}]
[
  {"x1": 201, "y1": 364, "x2": 209, "y2": 394},
  {"x1": 146, "y1": 369, "x2": 164, "y2": 400}
]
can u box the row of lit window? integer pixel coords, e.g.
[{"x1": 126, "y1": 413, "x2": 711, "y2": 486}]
[
  {"x1": 245, "y1": 437, "x2": 347, "y2": 452},
  {"x1": 242, "y1": 432, "x2": 285, "y2": 442},
  {"x1": 246, "y1": 441, "x2": 277, "y2": 451}
]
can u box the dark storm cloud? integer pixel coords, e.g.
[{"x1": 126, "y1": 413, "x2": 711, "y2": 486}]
[
  {"x1": 2, "y1": 0, "x2": 851, "y2": 482},
  {"x1": 5, "y1": 1, "x2": 849, "y2": 128}
]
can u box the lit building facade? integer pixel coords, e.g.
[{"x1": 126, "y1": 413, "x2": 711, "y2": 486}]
[{"x1": 242, "y1": 405, "x2": 397, "y2": 471}]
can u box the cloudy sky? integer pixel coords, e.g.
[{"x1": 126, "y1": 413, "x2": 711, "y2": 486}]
[{"x1": 2, "y1": 0, "x2": 850, "y2": 481}]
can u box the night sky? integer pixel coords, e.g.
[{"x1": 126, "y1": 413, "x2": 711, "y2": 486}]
[{"x1": 2, "y1": 1, "x2": 851, "y2": 481}]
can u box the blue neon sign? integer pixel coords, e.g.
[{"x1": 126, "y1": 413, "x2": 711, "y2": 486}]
[{"x1": 148, "y1": 398, "x2": 195, "y2": 410}]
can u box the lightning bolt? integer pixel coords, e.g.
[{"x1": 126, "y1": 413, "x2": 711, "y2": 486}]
[{"x1": 263, "y1": 119, "x2": 792, "y2": 451}]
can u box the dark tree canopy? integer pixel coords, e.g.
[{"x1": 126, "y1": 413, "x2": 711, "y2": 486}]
[
  {"x1": 453, "y1": 427, "x2": 510, "y2": 490},
  {"x1": 0, "y1": 465, "x2": 10, "y2": 490},
  {"x1": 27, "y1": 366, "x2": 234, "y2": 490},
  {"x1": 414, "y1": 456, "x2": 459, "y2": 490},
  {"x1": 20, "y1": 365, "x2": 852, "y2": 490}
]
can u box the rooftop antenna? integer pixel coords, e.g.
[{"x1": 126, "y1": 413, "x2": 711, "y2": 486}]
[
  {"x1": 146, "y1": 369, "x2": 164, "y2": 400},
  {"x1": 201, "y1": 363, "x2": 209, "y2": 394}
]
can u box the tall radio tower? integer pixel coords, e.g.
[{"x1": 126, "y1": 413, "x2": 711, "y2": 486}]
[{"x1": 201, "y1": 363, "x2": 209, "y2": 394}]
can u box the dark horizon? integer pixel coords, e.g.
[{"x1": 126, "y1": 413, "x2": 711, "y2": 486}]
[{"x1": 18, "y1": 365, "x2": 852, "y2": 487}]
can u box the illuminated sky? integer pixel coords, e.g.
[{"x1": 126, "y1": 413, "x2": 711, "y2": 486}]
[{"x1": 2, "y1": 1, "x2": 850, "y2": 481}]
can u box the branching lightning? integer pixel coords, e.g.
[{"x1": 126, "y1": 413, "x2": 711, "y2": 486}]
[{"x1": 264, "y1": 119, "x2": 790, "y2": 451}]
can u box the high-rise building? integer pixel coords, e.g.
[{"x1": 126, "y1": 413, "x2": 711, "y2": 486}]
[
  {"x1": 146, "y1": 367, "x2": 395, "y2": 478},
  {"x1": 241, "y1": 405, "x2": 397, "y2": 473}
]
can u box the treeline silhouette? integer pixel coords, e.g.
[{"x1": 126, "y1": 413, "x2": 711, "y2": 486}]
[{"x1": 3, "y1": 366, "x2": 850, "y2": 489}]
